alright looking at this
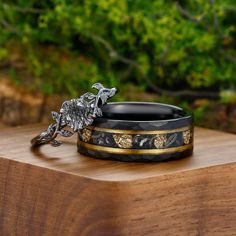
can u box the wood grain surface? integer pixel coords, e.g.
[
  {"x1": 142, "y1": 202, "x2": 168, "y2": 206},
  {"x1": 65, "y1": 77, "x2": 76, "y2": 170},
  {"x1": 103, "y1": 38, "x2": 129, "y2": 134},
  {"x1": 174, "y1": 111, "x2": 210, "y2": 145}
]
[{"x1": 0, "y1": 125, "x2": 236, "y2": 235}]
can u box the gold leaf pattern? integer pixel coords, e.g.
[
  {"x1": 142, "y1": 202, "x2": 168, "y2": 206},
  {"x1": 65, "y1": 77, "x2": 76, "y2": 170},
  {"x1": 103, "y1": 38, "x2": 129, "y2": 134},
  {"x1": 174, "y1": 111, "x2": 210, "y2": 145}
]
[
  {"x1": 113, "y1": 134, "x2": 132, "y2": 148},
  {"x1": 183, "y1": 130, "x2": 192, "y2": 144},
  {"x1": 154, "y1": 134, "x2": 167, "y2": 148},
  {"x1": 81, "y1": 128, "x2": 92, "y2": 142}
]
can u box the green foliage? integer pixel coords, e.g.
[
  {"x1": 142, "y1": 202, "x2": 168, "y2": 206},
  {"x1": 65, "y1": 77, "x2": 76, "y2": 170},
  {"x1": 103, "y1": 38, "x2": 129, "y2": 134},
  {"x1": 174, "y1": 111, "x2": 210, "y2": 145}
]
[
  {"x1": 180, "y1": 101, "x2": 208, "y2": 124},
  {"x1": 0, "y1": 0, "x2": 236, "y2": 97},
  {"x1": 220, "y1": 89, "x2": 236, "y2": 103}
]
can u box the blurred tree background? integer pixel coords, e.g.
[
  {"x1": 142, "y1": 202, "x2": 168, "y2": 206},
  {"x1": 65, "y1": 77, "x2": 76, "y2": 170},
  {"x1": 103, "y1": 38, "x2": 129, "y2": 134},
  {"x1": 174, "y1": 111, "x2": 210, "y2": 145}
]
[{"x1": 0, "y1": 0, "x2": 236, "y2": 132}]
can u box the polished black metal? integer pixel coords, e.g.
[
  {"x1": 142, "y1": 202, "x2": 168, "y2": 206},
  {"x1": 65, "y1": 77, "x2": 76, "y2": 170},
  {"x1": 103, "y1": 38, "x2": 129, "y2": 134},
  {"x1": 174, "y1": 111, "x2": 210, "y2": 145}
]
[{"x1": 77, "y1": 102, "x2": 194, "y2": 162}]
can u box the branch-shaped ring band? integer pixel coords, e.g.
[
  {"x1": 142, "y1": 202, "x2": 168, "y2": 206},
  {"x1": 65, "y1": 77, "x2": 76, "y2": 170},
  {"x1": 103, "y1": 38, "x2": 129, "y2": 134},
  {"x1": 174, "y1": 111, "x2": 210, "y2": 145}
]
[{"x1": 31, "y1": 83, "x2": 117, "y2": 147}]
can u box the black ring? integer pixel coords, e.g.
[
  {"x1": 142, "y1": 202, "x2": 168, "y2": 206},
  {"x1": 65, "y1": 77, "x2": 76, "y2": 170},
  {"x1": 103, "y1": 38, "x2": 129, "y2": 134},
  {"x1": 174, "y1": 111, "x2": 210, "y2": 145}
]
[{"x1": 77, "y1": 102, "x2": 194, "y2": 162}]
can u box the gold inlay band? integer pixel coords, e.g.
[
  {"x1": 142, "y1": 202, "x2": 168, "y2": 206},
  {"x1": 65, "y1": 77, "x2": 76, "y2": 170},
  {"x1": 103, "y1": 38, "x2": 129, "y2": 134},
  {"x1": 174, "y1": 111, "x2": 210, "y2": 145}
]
[
  {"x1": 87, "y1": 125, "x2": 192, "y2": 135},
  {"x1": 78, "y1": 141, "x2": 193, "y2": 155}
]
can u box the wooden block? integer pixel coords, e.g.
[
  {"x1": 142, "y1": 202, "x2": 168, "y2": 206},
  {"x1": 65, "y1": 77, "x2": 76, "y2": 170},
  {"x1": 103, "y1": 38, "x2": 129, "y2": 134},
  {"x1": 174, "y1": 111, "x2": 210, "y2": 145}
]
[{"x1": 0, "y1": 125, "x2": 236, "y2": 235}]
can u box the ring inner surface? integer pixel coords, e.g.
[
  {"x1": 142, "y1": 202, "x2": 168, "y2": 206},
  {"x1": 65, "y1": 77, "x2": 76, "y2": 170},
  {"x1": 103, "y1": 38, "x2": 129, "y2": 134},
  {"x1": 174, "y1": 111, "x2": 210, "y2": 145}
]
[{"x1": 101, "y1": 102, "x2": 186, "y2": 121}]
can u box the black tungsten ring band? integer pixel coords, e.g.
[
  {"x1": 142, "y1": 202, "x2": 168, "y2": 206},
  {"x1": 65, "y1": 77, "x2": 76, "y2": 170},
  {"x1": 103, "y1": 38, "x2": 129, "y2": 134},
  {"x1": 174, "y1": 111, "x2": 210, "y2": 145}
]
[{"x1": 77, "y1": 102, "x2": 194, "y2": 162}]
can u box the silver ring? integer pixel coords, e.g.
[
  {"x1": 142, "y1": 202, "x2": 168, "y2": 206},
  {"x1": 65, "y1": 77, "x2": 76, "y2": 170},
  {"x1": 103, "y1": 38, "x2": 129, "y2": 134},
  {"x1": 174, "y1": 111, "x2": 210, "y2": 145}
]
[{"x1": 31, "y1": 83, "x2": 117, "y2": 147}]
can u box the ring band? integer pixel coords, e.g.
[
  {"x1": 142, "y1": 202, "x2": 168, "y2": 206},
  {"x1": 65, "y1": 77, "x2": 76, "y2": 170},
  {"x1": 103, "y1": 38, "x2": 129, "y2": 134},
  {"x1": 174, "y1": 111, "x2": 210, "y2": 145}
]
[
  {"x1": 77, "y1": 102, "x2": 194, "y2": 162},
  {"x1": 31, "y1": 83, "x2": 117, "y2": 147}
]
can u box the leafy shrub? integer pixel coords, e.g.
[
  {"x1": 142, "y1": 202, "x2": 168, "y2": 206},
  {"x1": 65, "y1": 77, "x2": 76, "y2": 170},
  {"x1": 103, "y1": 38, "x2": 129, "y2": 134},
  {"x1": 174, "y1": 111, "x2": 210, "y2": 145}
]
[{"x1": 0, "y1": 0, "x2": 236, "y2": 98}]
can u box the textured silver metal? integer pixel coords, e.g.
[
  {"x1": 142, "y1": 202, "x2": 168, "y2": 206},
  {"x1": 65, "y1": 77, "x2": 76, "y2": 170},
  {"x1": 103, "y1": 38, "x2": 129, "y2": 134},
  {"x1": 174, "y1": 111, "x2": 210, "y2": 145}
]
[{"x1": 31, "y1": 83, "x2": 117, "y2": 147}]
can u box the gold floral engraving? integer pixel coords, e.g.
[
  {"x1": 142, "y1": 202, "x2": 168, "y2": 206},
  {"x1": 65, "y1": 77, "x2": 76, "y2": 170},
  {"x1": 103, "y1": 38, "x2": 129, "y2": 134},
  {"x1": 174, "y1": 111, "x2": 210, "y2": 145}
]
[
  {"x1": 81, "y1": 128, "x2": 92, "y2": 142},
  {"x1": 183, "y1": 130, "x2": 192, "y2": 144},
  {"x1": 113, "y1": 134, "x2": 132, "y2": 148},
  {"x1": 154, "y1": 134, "x2": 167, "y2": 148}
]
